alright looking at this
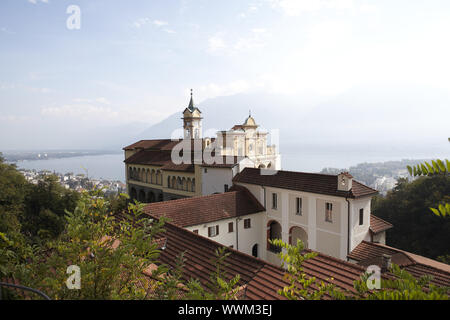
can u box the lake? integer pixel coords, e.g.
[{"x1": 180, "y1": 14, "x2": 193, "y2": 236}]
[
  {"x1": 15, "y1": 147, "x2": 448, "y2": 183},
  {"x1": 17, "y1": 153, "x2": 126, "y2": 182}
]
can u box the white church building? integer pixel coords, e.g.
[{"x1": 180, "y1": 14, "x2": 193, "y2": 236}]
[{"x1": 130, "y1": 91, "x2": 393, "y2": 264}]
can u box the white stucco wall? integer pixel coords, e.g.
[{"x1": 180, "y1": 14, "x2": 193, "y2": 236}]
[
  {"x1": 185, "y1": 212, "x2": 265, "y2": 258},
  {"x1": 235, "y1": 181, "x2": 375, "y2": 261},
  {"x1": 349, "y1": 197, "x2": 372, "y2": 252},
  {"x1": 201, "y1": 167, "x2": 234, "y2": 195}
]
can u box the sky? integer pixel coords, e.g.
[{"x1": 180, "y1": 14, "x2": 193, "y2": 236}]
[{"x1": 1, "y1": 0, "x2": 450, "y2": 150}]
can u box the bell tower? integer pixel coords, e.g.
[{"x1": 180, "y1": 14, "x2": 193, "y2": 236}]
[{"x1": 182, "y1": 89, "x2": 203, "y2": 139}]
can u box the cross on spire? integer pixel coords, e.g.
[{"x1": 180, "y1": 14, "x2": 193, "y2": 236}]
[{"x1": 188, "y1": 89, "x2": 194, "y2": 111}]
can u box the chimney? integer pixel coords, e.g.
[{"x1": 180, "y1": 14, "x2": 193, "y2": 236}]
[
  {"x1": 337, "y1": 172, "x2": 353, "y2": 192},
  {"x1": 381, "y1": 254, "x2": 392, "y2": 272}
]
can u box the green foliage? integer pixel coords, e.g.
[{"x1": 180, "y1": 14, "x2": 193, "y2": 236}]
[
  {"x1": 407, "y1": 158, "x2": 450, "y2": 217},
  {"x1": 271, "y1": 236, "x2": 449, "y2": 300},
  {"x1": 407, "y1": 159, "x2": 450, "y2": 177},
  {"x1": 372, "y1": 175, "x2": 450, "y2": 260},
  {"x1": 22, "y1": 174, "x2": 80, "y2": 242},
  {"x1": 184, "y1": 247, "x2": 241, "y2": 300},
  {"x1": 331, "y1": 264, "x2": 449, "y2": 300},
  {"x1": 270, "y1": 238, "x2": 334, "y2": 300},
  {"x1": 13, "y1": 190, "x2": 166, "y2": 299},
  {"x1": 150, "y1": 252, "x2": 187, "y2": 300}
]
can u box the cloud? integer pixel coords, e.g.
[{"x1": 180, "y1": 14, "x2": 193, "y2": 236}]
[
  {"x1": 27, "y1": 0, "x2": 49, "y2": 4},
  {"x1": 191, "y1": 79, "x2": 259, "y2": 102},
  {"x1": 269, "y1": 0, "x2": 355, "y2": 16},
  {"x1": 29, "y1": 87, "x2": 52, "y2": 94},
  {"x1": 207, "y1": 29, "x2": 270, "y2": 55},
  {"x1": 153, "y1": 20, "x2": 168, "y2": 27},
  {"x1": 133, "y1": 18, "x2": 170, "y2": 29},
  {"x1": 207, "y1": 35, "x2": 227, "y2": 52},
  {"x1": 41, "y1": 104, "x2": 119, "y2": 121},
  {"x1": 1, "y1": 27, "x2": 15, "y2": 35}
]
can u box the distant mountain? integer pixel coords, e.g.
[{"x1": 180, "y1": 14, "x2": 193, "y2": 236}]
[{"x1": 131, "y1": 85, "x2": 450, "y2": 172}]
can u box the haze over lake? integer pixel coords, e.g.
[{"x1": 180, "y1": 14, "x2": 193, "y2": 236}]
[{"x1": 15, "y1": 146, "x2": 449, "y2": 183}]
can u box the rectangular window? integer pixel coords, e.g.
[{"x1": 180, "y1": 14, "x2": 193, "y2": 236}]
[
  {"x1": 193, "y1": 229, "x2": 199, "y2": 234},
  {"x1": 208, "y1": 225, "x2": 219, "y2": 237},
  {"x1": 244, "y1": 218, "x2": 251, "y2": 229},
  {"x1": 359, "y1": 208, "x2": 364, "y2": 225},
  {"x1": 224, "y1": 184, "x2": 229, "y2": 192},
  {"x1": 325, "y1": 202, "x2": 333, "y2": 222},
  {"x1": 228, "y1": 222, "x2": 234, "y2": 233},
  {"x1": 296, "y1": 197, "x2": 302, "y2": 215},
  {"x1": 272, "y1": 193, "x2": 278, "y2": 209}
]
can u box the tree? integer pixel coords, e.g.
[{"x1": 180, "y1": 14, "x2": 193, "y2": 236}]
[
  {"x1": 270, "y1": 238, "x2": 334, "y2": 300},
  {"x1": 183, "y1": 247, "x2": 242, "y2": 300},
  {"x1": 13, "y1": 190, "x2": 166, "y2": 299},
  {"x1": 406, "y1": 138, "x2": 449, "y2": 217},
  {"x1": 371, "y1": 175, "x2": 450, "y2": 260},
  {"x1": 271, "y1": 239, "x2": 449, "y2": 300},
  {"x1": 22, "y1": 174, "x2": 80, "y2": 242},
  {"x1": 330, "y1": 264, "x2": 449, "y2": 300}
]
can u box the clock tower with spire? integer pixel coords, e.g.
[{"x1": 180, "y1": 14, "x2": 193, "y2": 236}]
[{"x1": 182, "y1": 89, "x2": 203, "y2": 139}]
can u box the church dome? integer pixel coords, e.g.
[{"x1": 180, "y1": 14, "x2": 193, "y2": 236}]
[{"x1": 243, "y1": 115, "x2": 256, "y2": 126}]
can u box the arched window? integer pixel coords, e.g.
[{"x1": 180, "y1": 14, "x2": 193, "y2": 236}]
[
  {"x1": 130, "y1": 187, "x2": 137, "y2": 201},
  {"x1": 156, "y1": 170, "x2": 161, "y2": 185},
  {"x1": 267, "y1": 220, "x2": 282, "y2": 253},
  {"x1": 151, "y1": 169, "x2": 156, "y2": 184},
  {"x1": 147, "y1": 191, "x2": 155, "y2": 203},
  {"x1": 289, "y1": 226, "x2": 308, "y2": 248},
  {"x1": 172, "y1": 176, "x2": 176, "y2": 189},
  {"x1": 138, "y1": 189, "x2": 146, "y2": 202},
  {"x1": 167, "y1": 176, "x2": 171, "y2": 188},
  {"x1": 252, "y1": 244, "x2": 258, "y2": 258},
  {"x1": 182, "y1": 177, "x2": 187, "y2": 191},
  {"x1": 177, "y1": 177, "x2": 182, "y2": 190},
  {"x1": 192, "y1": 178, "x2": 195, "y2": 191},
  {"x1": 187, "y1": 178, "x2": 192, "y2": 192}
]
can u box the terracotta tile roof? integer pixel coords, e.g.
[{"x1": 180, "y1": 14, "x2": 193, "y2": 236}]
[
  {"x1": 245, "y1": 250, "x2": 365, "y2": 300},
  {"x1": 124, "y1": 149, "x2": 173, "y2": 166},
  {"x1": 200, "y1": 156, "x2": 245, "y2": 168},
  {"x1": 123, "y1": 138, "x2": 215, "y2": 151},
  {"x1": 154, "y1": 221, "x2": 366, "y2": 299},
  {"x1": 233, "y1": 167, "x2": 378, "y2": 199},
  {"x1": 340, "y1": 171, "x2": 353, "y2": 179},
  {"x1": 123, "y1": 139, "x2": 182, "y2": 151},
  {"x1": 143, "y1": 188, "x2": 265, "y2": 228},
  {"x1": 370, "y1": 215, "x2": 393, "y2": 234},
  {"x1": 157, "y1": 222, "x2": 266, "y2": 289},
  {"x1": 348, "y1": 241, "x2": 450, "y2": 287}
]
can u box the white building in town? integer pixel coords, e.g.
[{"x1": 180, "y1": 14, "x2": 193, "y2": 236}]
[
  {"x1": 143, "y1": 167, "x2": 392, "y2": 263},
  {"x1": 123, "y1": 91, "x2": 280, "y2": 202}
]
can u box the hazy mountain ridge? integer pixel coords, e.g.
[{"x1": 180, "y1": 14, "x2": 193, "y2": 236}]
[
  {"x1": 132, "y1": 86, "x2": 450, "y2": 172},
  {"x1": 320, "y1": 159, "x2": 431, "y2": 194}
]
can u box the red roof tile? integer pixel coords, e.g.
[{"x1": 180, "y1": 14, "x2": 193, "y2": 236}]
[
  {"x1": 370, "y1": 215, "x2": 393, "y2": 234},
  {"x1": 233, "y1": 167, "x2": 378, "y2": 199},
  {"x1": 348, "y1": 241, "x2": 450, "y2": 287},
  {"x1": 144, "y1": 188, "x2": 265, "y2": 227},
  {"x1": 155, "y1": 221, "x2": 366, "y2": 299}
]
